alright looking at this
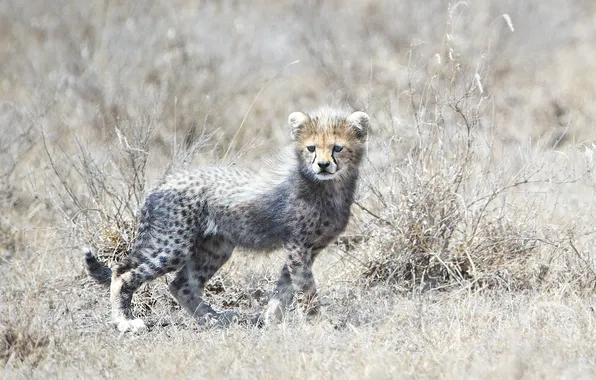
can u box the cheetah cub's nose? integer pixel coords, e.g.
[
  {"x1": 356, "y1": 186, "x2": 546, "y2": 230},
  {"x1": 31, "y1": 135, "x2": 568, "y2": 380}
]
[{"x1": 318, "y1": 161, "x2": 331, "y2": 169}]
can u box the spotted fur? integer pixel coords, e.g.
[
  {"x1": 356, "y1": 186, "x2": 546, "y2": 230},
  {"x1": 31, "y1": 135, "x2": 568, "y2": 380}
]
[{"x1": 84, "y1": 106, "x2": 370, "y2": 332}]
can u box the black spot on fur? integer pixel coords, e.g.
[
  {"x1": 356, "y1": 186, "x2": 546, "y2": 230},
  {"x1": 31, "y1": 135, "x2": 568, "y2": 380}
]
[{"x1": 145, "y1": 260, "x2": 160, "y2": 273}]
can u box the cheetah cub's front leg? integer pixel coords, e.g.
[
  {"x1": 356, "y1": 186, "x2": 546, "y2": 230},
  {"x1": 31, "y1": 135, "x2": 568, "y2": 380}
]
[{"x1": 264, "y1": 244, "x2": 320, "y2": 324}]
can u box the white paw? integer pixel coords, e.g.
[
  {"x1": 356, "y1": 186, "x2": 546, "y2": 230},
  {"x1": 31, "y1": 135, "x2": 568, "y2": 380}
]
[
  {"x1": 263, "y1": 299, "x2": 284, "y2": 326},
  {"x1": 116, "y1": 318, "x2": 147, "y2": 333}
]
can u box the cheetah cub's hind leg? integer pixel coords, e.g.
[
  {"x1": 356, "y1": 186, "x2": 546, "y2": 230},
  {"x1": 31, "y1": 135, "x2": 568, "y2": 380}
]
[
  {"x1": 109, "y1": 271, "x2": 148, "y2": 334},
  {"x1": 168, "y1": 236, "x2": 239, "y2": 328},
  {"x1": 109, "y1": 240, "x2": 191, "y2": 333},
  {"x1": 110, "y1": 245, "x2": 188, "y2": 333}
]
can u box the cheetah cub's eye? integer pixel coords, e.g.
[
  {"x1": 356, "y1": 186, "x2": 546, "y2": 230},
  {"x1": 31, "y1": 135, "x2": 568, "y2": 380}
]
[
  {"x1": 333, "y1": 145, "x2": 344, "y2": 153},
  {"x1": 306, "y1": 145, "x2": 316, "y2": 153}
]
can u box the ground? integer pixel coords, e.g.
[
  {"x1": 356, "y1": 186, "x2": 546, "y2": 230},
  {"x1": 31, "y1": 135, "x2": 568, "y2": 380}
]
[{"x1": 2, "y1": 0, "x2": 596, "y2": 378}]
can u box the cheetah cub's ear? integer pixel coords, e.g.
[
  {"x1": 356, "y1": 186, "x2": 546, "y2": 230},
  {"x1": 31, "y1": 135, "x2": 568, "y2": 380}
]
[
  {"x1": 288, "y1": 111, "x2": 310, "y2": 140},
  {"x1": 346, "y1": 111, "x2": 370, "y2": 140}
]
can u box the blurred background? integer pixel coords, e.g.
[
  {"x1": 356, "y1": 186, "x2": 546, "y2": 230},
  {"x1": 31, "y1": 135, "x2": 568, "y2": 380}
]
[{"x1": 1, "y1": 0, "x2": 596, "y2": 273}]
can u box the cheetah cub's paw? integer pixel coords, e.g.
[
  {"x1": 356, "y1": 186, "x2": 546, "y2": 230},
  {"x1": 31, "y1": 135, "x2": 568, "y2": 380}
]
[
  {"x1": 203, "y1": 310, "x2": 239, "y2": 329},
  {"x1": 243, "y1": 312, "x2": 264, "y2": 328},
  {"x1": 116, "y1": 318, "x2": 147, "y2": 333},
  {"x1": 263, "y1": 299, "x2": 285, "y2": 326}
]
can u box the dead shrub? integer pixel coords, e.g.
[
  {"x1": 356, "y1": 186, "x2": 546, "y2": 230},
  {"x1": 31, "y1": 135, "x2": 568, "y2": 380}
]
[
  {"x1": 356, "y1": 127, "x2": 552, "y2": 291},
  {"x1": 351, "y1": 11, "x2": 594, "y2": 291}
]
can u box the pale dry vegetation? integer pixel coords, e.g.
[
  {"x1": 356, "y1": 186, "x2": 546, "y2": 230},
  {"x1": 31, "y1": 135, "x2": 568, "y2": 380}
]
[{"x1": 2, "y1": 0, "x2": 596, "y2": 379}]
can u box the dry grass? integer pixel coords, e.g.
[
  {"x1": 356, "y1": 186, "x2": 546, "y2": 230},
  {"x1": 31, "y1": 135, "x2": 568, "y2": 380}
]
[{"x1": 2, "y1": 0, "x2": 596, "y2": 378}]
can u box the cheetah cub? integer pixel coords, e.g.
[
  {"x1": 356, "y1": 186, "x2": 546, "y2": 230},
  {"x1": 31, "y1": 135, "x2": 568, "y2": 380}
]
[{"x1": 84, "y1": 106, "x2": 370, "y2": 332}]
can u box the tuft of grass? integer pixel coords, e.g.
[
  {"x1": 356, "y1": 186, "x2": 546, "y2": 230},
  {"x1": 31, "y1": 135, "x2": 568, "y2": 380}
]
[
  {"x1": 0, "y1": 322, "x2": 49, "y2": 367},
  {"x1": 0, "y1": 221, "x2": 17, "y2": 264},
  {"x1": 204, "y1": 274, "x2": 271, "y2": 311}
]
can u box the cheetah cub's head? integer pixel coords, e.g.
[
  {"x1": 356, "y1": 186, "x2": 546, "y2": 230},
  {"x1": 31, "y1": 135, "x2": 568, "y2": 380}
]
[{"x1": 289, "y1": 107, "x2": 370, "y2": 181}]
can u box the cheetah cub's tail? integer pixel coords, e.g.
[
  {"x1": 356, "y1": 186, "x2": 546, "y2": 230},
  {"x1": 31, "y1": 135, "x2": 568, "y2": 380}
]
[{"x1": 83, "y1": 248, "x2": 112, "y2": 286}]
